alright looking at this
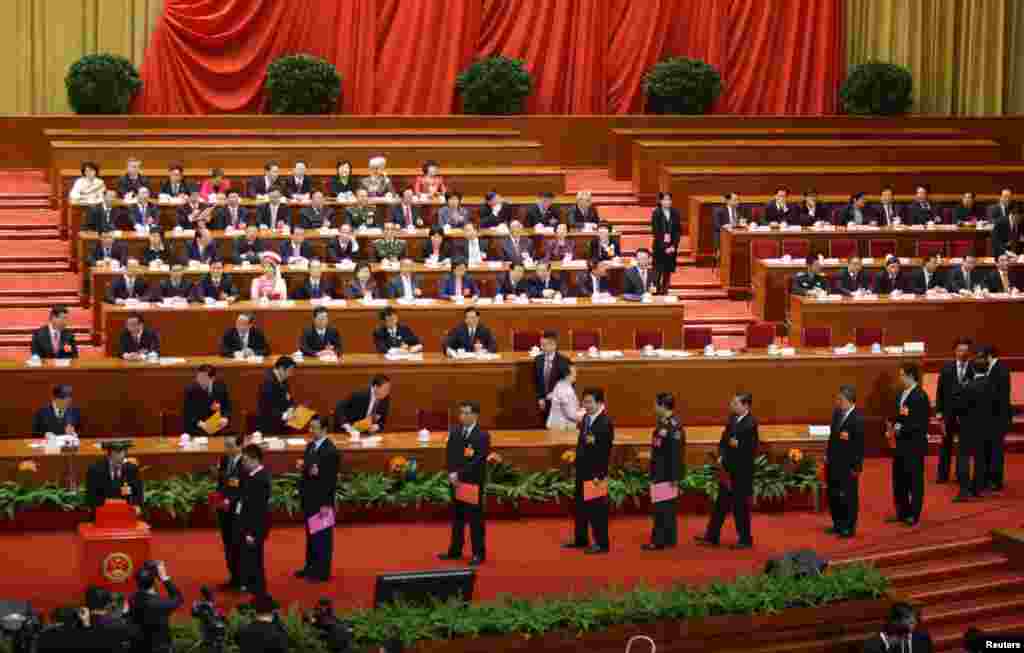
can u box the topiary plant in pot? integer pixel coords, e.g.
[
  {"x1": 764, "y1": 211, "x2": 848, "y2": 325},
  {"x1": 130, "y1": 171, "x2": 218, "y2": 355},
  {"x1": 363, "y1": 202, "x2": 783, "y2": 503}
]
[
  {"x1": 643, "y1": 57, "x2": 723, "y2": 114},
  {"x1": 265, "y1": 54, "x2": 342, "y2": 114},
  {"x1": 65, "y1": 53, "x2": 142, "y2": 114}
]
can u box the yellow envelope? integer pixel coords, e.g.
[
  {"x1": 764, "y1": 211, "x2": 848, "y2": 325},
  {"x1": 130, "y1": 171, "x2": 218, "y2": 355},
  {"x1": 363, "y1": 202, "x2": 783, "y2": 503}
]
[
  {"x1": 287, "y1": 405, "x2": 316, "y2": 430},
  {"x1": 201, "y1": 411, "x2": 225, "y2": 435}
]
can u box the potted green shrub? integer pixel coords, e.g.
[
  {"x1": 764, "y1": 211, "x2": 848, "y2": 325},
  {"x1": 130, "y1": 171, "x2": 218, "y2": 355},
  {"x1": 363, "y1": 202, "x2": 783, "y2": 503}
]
[
  {"x1": 840, "y1": 61, "x2": 913, "y2": 115},
  {"x1": 264, "y1": 54, "x2": 342, "y2": 114},
  {"x1": 456, "y1": 56, "x2": 532, "y2": 114},
  {"x1": 643, "y1": 57, "x2": 723, "y2": 114},
  {"x1": 65, "y1": 53, "x2": 142, "y2": 114}
]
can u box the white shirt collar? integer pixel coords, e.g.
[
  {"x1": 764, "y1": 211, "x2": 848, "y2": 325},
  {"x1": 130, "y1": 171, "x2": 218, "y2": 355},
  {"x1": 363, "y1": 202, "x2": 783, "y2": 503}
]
[{"x1": 250, "y1": 464, "x2": 264, "y2": 476}]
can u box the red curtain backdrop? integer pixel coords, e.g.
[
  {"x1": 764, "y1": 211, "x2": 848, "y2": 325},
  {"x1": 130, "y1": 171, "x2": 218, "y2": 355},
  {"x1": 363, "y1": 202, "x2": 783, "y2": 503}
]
[{"x1": 134, "y1": 0, "x2": 844, "y2": 115}]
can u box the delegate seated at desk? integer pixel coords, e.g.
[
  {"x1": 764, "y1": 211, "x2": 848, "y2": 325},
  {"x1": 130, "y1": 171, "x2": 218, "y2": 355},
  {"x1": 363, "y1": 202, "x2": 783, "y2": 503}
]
[
  {"x1": 445, "y1": 306, "x2": 497, "y2": 354},
  {"x1": 299, "y1": 306, "x2": 343, "y2": 357},
  {"x1": 373, "y1": 307, "x2": 422, "y2": 353},
  {"x1": 222, "y1": 313, "x2": 270, "y2": 358}
]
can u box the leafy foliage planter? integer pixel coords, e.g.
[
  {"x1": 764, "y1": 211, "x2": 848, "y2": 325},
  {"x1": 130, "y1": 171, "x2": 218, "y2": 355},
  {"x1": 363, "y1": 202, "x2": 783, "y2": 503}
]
[
  {"x1": 840, "y1": 61, "x2": 914, "y2": 115},
  {"x1": 456, "y1": 56, "x2": 532, "y2": 114},
  {"x1": 65, "y1": 53, "x2": 141, "y2": 114},
  {"x1": 264, "y1": 54, "x2": 342, "y2": 114},
  {"x1": 643, "y1": 57, "x2": 723, "y2": 114}
]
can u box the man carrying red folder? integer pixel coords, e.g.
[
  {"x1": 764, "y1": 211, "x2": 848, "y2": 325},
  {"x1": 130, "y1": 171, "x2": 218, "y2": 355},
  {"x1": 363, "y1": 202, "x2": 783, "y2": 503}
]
[
  {"x1": 439, "y1": 401, "x2": 490, "y2": 566},
  {"x1": 644, "y1": 393, "x2": 685, "y2": 551},
  {"x1": 296, "y1": 415, "x2": 340, "y2": 583},
  {"x1": 563, "y1": 388, "x2": 615, "y2": 555}
]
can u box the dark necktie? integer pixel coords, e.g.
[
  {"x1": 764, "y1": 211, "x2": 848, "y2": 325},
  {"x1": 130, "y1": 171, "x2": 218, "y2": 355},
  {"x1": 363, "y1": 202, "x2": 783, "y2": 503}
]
[
  {"x1": 544, "y1": 355, "x2": 552, "y2": 385},
  {"x1": 583, "y1": 415, "x2": 591, "y2": 435}
]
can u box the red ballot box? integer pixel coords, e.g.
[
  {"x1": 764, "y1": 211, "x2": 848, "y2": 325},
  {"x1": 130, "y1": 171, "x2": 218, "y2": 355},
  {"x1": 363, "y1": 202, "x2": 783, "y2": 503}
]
[{"x1": 78, "y1": 500, "x2": 152, "y2": 593}]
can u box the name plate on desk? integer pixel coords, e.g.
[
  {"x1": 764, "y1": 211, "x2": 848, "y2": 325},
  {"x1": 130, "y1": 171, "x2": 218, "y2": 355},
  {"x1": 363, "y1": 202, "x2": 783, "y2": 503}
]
[{"x1": 808, "y1": 425, "x2": 830, "y2": 440}]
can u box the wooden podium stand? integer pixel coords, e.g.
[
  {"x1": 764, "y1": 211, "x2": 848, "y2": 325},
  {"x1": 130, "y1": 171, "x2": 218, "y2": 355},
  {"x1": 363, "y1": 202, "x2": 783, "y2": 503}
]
[{"x1": 77, "y1": 500, "x2": 152, "y2": 593}]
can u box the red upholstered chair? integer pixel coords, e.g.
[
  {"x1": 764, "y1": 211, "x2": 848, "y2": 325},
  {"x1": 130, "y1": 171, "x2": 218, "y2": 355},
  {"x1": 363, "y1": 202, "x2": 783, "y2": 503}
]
[
  {"x1": 417, "y1": 409, "x2": 451, "y2": 431},
  {"x1": 634, "y1": 330, "x2": 664, "y2": 349},
  {"x1": 854, "y1": 327, "x2": 885, "y2": 347},
  {"x1": 476, "y1": 278, "x2": 494, "y2": 298},
  {"x1": 781, "y1": 239, "x2": 810, "y2": 259},
  {"x1": 745, "y1": 322, "x2": 776, "y2": 348},
  {"x1": 683, "y1": 326, "x2": 713, "y2": 350},
  {"x1": 831, "y1": 207, "x2": 842, "y2": 224},
  {"x1": 571, "y1": 330, "x2": 602, "y2": 351},
  {"x1": 161, "y1": 411, "x2": 184, "y2": 436},
  {"x1": 917, "y1": 240, "x2": 945, "y2": 258},
  {"x1": 752, "y1": 206, "x2": 765, "y2": 223},
  {"x1": 942, "y1": 208, "x2": 954, "y2": 224},
  {"x1": 751, "y1": 239, "x2": 781, "y2": 260},
  {"x1": 512, "y1": 331, "x2": 542, "y2": 352},
  {"x1": 869, "y1": 240, "x2": 897, "y2": 259},
  {"x1": 801, "y1": 327, "x2": 833, "y2": 348},
  {"x1": 949, "y1": 241, "x2": 974, "y2": 258},
  {"x1": 830, "y1": 239, "x2": 858, "y2": 260}
]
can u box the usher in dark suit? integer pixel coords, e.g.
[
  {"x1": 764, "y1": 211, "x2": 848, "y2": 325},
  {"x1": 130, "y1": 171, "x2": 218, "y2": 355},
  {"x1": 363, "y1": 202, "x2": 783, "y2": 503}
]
[
  {"x1": 299, "y1": 437, "x2": 340, "y2": 580},
  {"x1": 935, "y1": 358, "x2": 973, "y2": 482},
  {"x1": 827, "y1": 407, "x2": 865, "y2": 535},
  {"x1": 235, "y1": 464, "x2": 271, "y2": 595},
  {"x1": 445, "y1": 423, "x2": 490, "y2": 559},
  {"x1": 215, "y1": 451, "x2": 245, "y2": 585},
  {"x1": 704, "y1": 413, "x2": 758, "y2": 546},
  {"x1": 892, "y1": 385, "x2": 931, "y2": 524}
]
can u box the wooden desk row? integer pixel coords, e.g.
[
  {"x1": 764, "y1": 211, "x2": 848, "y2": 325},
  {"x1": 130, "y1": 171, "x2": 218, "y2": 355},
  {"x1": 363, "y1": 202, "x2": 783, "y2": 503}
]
[
  {"x1": 719, "y1": 225, "x2": 992, "y2": 292},
  {"x1": 1, "y1": 350, "x2": 915, "y2": 439},
  {"x1": 89, "y1": 261, "x2": 629, "y2": 339},
  {"x1": 688, "y1": 193, "x2": 1005, "y2": 265},
  {"x1": 751, "y1": 257, "x2": 1011, "y2": 323},
  {"x1": 0, "y1": 425, "x2": 843, "y2": 481},
  {"x1": 76, "y1": 221, "x2": 608, "y2": 275},
  {"x1": 102, "y1": 298, "x2": 684, "y2": 356},
  {"x1": 789, "y1": 294, "x2": 1024, "y2": 362},
  {"x1": 607, "y1": 126, "x2": 970, "y2": 180}
]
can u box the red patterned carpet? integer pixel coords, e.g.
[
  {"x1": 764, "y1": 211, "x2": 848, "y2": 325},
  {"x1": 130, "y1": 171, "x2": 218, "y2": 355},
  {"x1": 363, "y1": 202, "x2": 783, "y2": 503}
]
[{"x1": 0, "y1": 454, "x2": 1019, "y2": 616}]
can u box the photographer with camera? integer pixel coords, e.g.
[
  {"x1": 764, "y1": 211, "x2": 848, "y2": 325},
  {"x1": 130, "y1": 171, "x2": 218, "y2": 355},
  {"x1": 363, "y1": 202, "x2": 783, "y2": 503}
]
[
  {"x1": 192, "y1": 585, "x2": 228, "y2": 653},
  {"x1": 129, "y1": 560, "x2": 183, "y2": 653},
  {"x1": 236, "y1": 594, "x2": 288, "y2": 653},
  {"x1": 862, "y1": 602, "x2": 934, "y2": 653},
  {"x1": 306, "y1": 598, "x2": 353, "y2": 653}
]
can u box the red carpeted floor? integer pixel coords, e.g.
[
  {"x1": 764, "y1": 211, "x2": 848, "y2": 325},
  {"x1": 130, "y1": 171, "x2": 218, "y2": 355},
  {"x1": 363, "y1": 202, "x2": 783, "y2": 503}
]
[{"x1": 1, "y1": 455, "x2": 1020, "y2": 616}]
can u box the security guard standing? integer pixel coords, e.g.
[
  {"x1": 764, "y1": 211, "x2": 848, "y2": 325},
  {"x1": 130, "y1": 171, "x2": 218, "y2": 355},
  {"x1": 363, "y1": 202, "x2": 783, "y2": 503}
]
[
  {"x1": 791, "y1": 256, "x2": 830, "y2": 295},
  {"x1": 643, "y1": 393, "x2": 684, "y2": 550}
]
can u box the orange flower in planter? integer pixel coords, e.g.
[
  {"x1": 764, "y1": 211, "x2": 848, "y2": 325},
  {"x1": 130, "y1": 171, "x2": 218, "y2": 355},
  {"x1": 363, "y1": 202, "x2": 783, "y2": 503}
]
[
  {"x1": 17, "y1": 460, "x2": 38, "y2": 473},
  {"x1": 561, "y1": 450, "x2": 576, "y2": 464},
  {"x1": 388, "y1": 456, "x2": 408, "y2": 474},
  {"x1": 787, "y1": 448, "x2": 803, "y2": 464},
  {"x1": 486, "y1": 452, "x2": 503, "y2": 465}
]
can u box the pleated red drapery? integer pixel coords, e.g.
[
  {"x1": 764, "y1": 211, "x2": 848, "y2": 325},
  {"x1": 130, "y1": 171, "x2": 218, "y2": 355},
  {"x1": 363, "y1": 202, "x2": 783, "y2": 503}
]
[{"x1": 134, "y1": 0, "x2": 845, "y2": 115}]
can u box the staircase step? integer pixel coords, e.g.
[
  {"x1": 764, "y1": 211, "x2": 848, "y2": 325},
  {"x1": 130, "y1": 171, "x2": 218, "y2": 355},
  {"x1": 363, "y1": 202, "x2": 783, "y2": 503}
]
[
  {"x1": 905, "y1": 571, "x2": 1024, "y2": 606},
  {"x1": 834, "y1": 536, "x2": 994, "y2": 570},
  {"x1": 672, "y1": 289, "x2": 730, "y2": 300},
  {"x1": 0, "y1": 228, "x2": 61, "y2": 240},
  {"x1": 929, "y1": 614, "x2": 1024, "y2": 652},
  {"x1": 0, "y1": 295, "x2": 81, "y2": 308},
  {"x1": 885, "y1": 552, "x2": 1011, "y2": 587},
  {"x1": 923, "y1": 592, "x2": 1024, "y2": 629}
]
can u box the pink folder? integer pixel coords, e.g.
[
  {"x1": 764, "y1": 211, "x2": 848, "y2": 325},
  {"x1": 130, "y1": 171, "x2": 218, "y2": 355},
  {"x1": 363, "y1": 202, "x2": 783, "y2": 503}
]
[
  {"x1": 307, "y1": 507, "x2": 336, "y2": 534},
  {"x1": 650, "y1": 482, "x2": 679, "y2": 503},
  {"x1": 455, "y1": 482, "x2": 480, "y2": 504}
]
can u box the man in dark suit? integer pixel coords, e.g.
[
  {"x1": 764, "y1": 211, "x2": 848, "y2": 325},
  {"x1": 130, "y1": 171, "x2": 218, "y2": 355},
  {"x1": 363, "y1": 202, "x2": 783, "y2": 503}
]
[
  {"x1": 214, "y1": 433, "x2": 249, "y2": 590},
  {"x1": 299, "y1": 306, "x2": 342, "y2": 357},
  {"x1": 257, "y1": 189, "x2": 291, "y2": 228},
  {"x1": 222, "y1": 313, "x2": 270, "y2": 358},
  {"x1": 797, "y1": 188, "x2": 827, "y2": 226},
  {"x1": 887, "y1": 363, "x2": 931, "y2": 527},
  {"x1": 195, "y1": 261, "x2": 240, "y2": 302},
  {"x1": 86, "y1": 190, "x2": 121, "y2": 232},
  {"x1": 88, "y1": 232, "x2": 128, "y2": 268},
  {"x1": 117, "y1": 158, "x2": 149, "y2": 198},
  {"x1": 247, "y1": 161, "x2": 280, "y2": 197},
  {"x1": 563, "y1": 388, "x2": 615, "y2": 554},
  {"x1": 713, "y1": 192, "x2": 743, "y2": 235},
  {"x1": 299, "y1": 191, "x2": 336, "y2": 229},
  {"x1": 988, "y1": 253, "x2": 1016, "y2": 293},
  {"x1": 296, "y1": 414, "x2": 340, "y2": 582},
  {"x1": 528, "y1": 261, "x2": 563, "y2": 299},
  {"x1": 644, "y1": 393, "x2": 684, "y2": 550},
  {"x1": 327, "y1": 224, "x2": 361, "y2": 263},
  {"x1": 439, "y1": 259, "x2": 481, "y2": 300},
  {"x1": 438, "y1": 401, "x2": 490, "y2": 565},
  {"x1": 696, "y1": 392, "x2": 758, "y2": 549},
  {"x1": 526, "y1": 191, "x2": 561, "y2": 228},
  {"x1": 535, "y1": 330, "x2": 571, "y2": 421},
  {"x1": 764, "y1": 187, "x2": 792, "y2": 223},
  {"x1": 791, "y1": 256, "x2": 829, "y2": 295},
  {"x1": 285, "y1": 161, "x2": 313, "y2": 198},
  {"x1": 949, "y1": 255, "x2": 982, "y2": 293},
  {"x1": 233, "y1": 225, "x2": 265, "y2": 265},
  {"x1": 334, "y1": 375, "x2": 391, "y2": 435},
  {"x1": 214, "y1": 192, "x2": 249, "y2": 230},
  {"x1": 257, "y1": 356, "x2": 295, "y2": 434},
  {"x1": 373, "y1": 307, "x2": 422, "y2": 353},
  {"x1": 128, "y1": 187, "x2": 160, "y2": 230},
  {"x1": 991, "y1": 210, "x2": 1022, "y2": 258},
  {"x1": 833, "y1": 256, "x2": 871, "y2": 295},
  {"x1": 838, "y1": 192, "x2": 869, "y2": 226},
  {"x1": 294, "y1": 260, "x2": 336, "y2": 300},
  {"x1": 589, "y1": 222, "x2": 620, "y2": 263},
  {"x1": 497, "y1": 263, "x2": 531, "y2": 297},
  {"x1": 186, "y1": 228, "x2": 221, "y2": 264},
  {"x1": 870, "y1": 186, "x2": 902, "y2": 226},
  {"x1": 874, "y1": 257, "x2": 908, "y2": 294},
  {"x1": 906, "y1": 185, "x2": 937, "y2": 225},
  {"x1": 235, "y1": 444, "x2": 272, "y2": 596},
  {"x1": 175, "y1": 190, "x2": 213, "y2": 229},
  {"x1": 956, "y1": 358, "x2": 992, "y2": 501},
  {"x1": 118, "y1": 313, "x2": 160, "y2": 360},
  {"x1": 862, "y1": 603, "x2": 935, "y2": 653},
  {"x1": 85, "y1": 440, "x2": 143, "y2": 511},
  {"x1": 624, "y1": 248, "x2": 657, "y2": 297},
  {"x1": 651, "y1": 192, "x2": 682, "y2": 293},
  {"x1": 907, "y1": 254, "x2": 947, "y2": 294},
  {"x1": 576, "y1": 258, "x2": 611, "y2": 296},
  {"x1": 977, "y1": 345, "x2": 1012, "y2": 492},
  {"x1": 183, "y1": 364, "x2": 232, "y2": 435},
  {"x1": 148, "y1": 264, "x2": 193, "y2": 302},
  {"x1": 479, "y1": 191, "x2": 515, "y2": 228},
  {"x1": 826, "y1": 386, "x2": 865, "y2": 538},
  {"x1": 499, "y1": 224, "x2": 534, "y2": 265},
  {"x1": 279, "y1": 226, "x2": 314, "y2": 262},
  {"x1": 30, "y1": 305, "x2": 79, "y2": 359},
  {"x1": 128, "y1": 560, "x2": 184, "y2": 653},
  {"x1": 987, "y1": 187, "x2": 1014, "y2": 222},
  {"x1": 385, "y1": 258, "x2": 423, "y2": 300},
  {"x1": 32, "y1": 384, "x2": 80, "y2": 436},
  {"x1": 934, "y1": 337, "x2": 973, "y2": 484},
  {"x1": 107, "y1": 264, "x2": 148, "y2": 304},
  {"x1": 390, "y1": 188, "x2": 423, "y2": 228},
  {"x1": 445, "y1": 307, "x2": 497, "y2": 354}
]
